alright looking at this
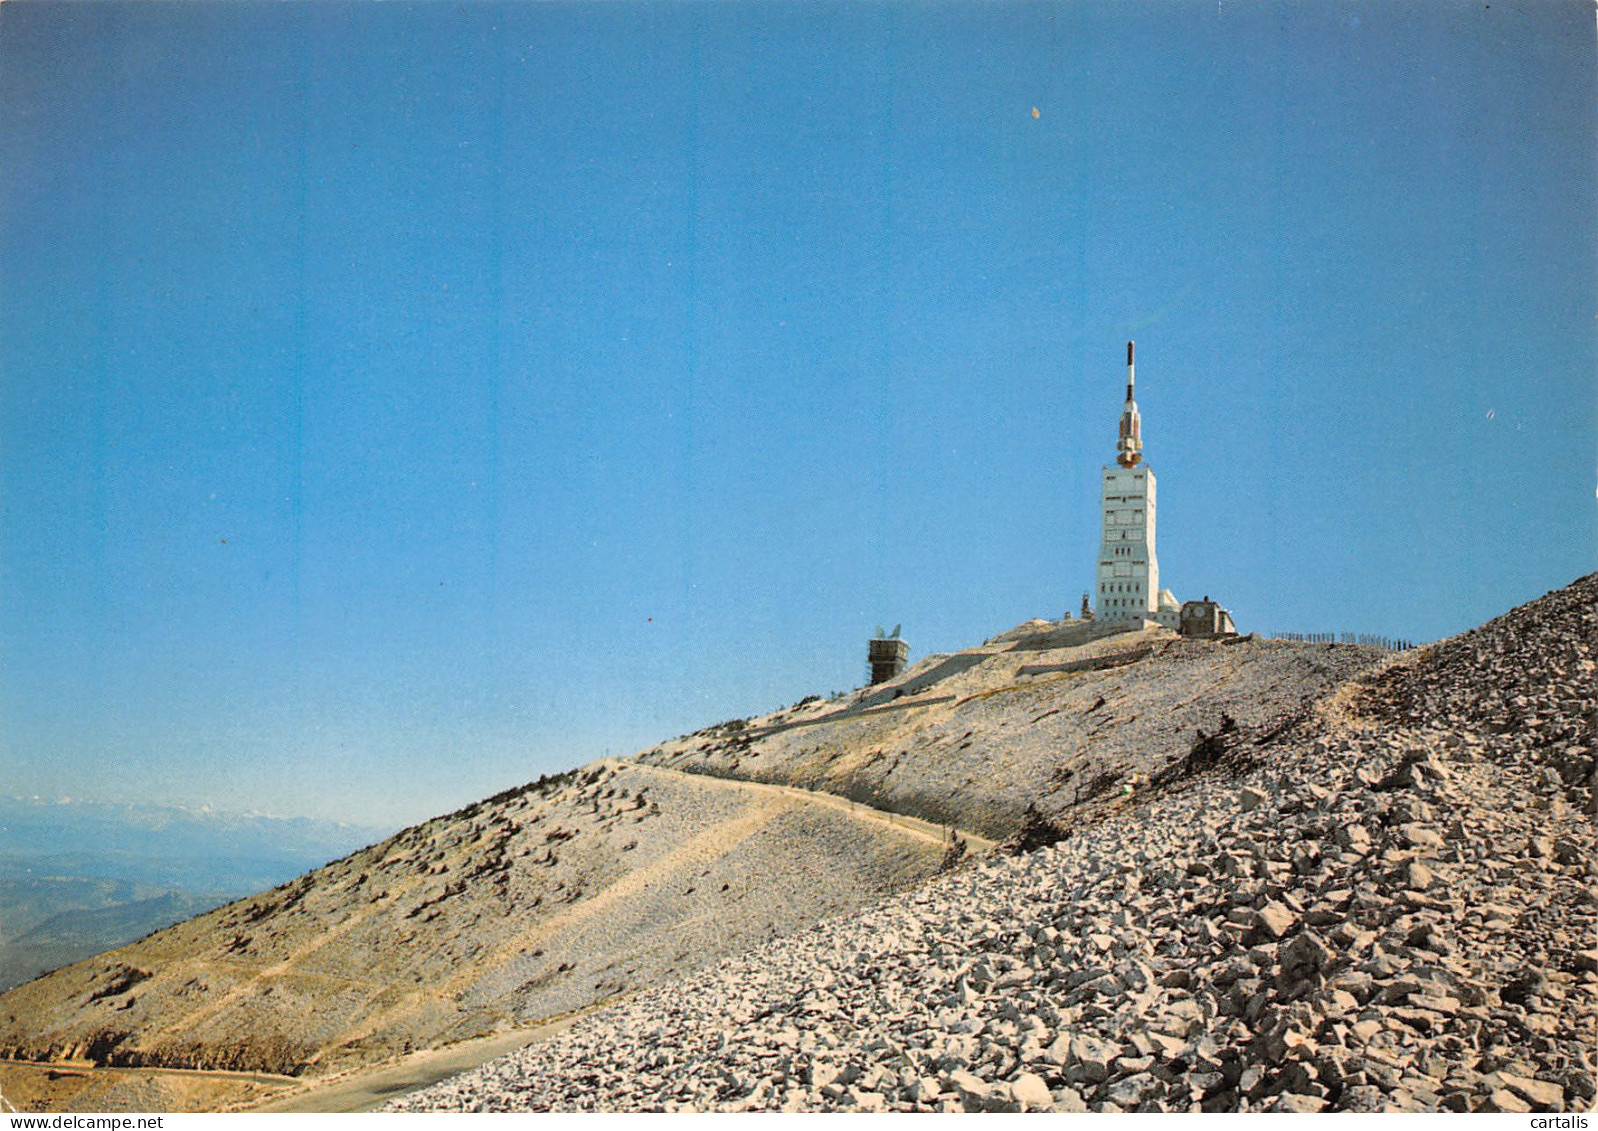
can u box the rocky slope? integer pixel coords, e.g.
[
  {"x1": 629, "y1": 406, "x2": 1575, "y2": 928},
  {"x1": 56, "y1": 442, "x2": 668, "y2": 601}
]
[
  {"x1": 393, "y1": 574, "x2": 1596, "y2": 1113},
  {"x1": 0, "y1": 799, "x2": 385, "y2": 993},
  {"x1": 0, "y1": 761, "x2": 947, "y2": 1101},
  {"x1": 0, "y1": 609, "x2": 1384, "y2": 1108},
  {"x1": 639, "y1": 623, "x2": 1381, "y2": 840},
  {"x1": 0, "y1": 891, "x2": 228, "y2": 995}
]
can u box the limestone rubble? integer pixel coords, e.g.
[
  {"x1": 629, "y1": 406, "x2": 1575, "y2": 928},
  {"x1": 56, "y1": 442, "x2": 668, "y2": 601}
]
[{"x1": 393, "y1": 574, "x2": 1595, "y2": 1113}]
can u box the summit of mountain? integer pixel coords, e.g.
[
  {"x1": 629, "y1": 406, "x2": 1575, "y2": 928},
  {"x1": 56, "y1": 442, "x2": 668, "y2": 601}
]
[
  {"x1": 394, "y1": 573, "x2": 1595, "y2": 1114},
  {"x1": 7, "y1": 577, "x2": 1569, "y2": 1112}
]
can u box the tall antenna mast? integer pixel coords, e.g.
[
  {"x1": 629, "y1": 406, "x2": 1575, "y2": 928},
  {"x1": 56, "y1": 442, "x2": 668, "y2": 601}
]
[{"x1": 1116, "y1": 340, "x2": 1143, "y2": 468}]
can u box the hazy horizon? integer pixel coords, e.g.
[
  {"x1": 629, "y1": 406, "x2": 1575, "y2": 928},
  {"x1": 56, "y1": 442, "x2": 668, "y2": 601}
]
[{"x1": 3, "y1": 1, "x2": 1593, "y2": 828}]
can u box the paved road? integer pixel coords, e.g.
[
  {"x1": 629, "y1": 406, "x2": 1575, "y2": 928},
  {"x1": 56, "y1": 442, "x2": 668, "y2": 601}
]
[{"x1": 245, "y1": 1013, "x2": 588, "y2": 1113}]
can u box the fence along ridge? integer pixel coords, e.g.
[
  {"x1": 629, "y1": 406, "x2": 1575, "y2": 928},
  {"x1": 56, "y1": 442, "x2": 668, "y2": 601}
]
[{"x1": 1271, "y1": 632, "x2": 1418, "y2": 651}]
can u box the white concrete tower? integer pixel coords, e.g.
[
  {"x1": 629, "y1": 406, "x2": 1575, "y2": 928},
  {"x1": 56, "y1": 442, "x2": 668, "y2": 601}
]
[{"x1": 1096, "y1": 342, "x2": 1160, "y2": 620}]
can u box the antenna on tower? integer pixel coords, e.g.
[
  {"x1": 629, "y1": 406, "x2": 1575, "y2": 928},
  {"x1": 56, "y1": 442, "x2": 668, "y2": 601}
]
[{"x1": 1116, "y1": 340, "x2": 1144, "y2": 468}]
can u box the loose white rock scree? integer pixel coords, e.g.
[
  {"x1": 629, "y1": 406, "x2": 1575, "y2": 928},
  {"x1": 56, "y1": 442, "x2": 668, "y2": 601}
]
[{"x1": 390, "y1": 575, "x2": 1595, "y2": 1113}]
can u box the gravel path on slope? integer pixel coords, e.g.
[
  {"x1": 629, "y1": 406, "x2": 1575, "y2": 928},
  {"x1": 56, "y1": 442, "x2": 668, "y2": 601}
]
[{"x1": 612, "y1": 759, "x2": 997, "y2": 853}]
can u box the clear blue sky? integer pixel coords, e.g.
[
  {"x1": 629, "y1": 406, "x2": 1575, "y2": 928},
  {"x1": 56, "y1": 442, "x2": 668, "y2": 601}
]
[{"x1": 2, "y1": 1, "x2": 1592, "y2": 827}]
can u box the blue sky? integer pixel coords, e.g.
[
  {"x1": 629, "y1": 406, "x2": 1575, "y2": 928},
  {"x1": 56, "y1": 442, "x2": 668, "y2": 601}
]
[{"x1": 2, "y1": 1, "x2": 1592, "y2": 827}]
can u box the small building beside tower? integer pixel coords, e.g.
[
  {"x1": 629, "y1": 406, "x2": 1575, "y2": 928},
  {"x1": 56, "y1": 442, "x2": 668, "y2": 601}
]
[{"x1": 1180, "y1": 597, "x2": 1237, "y2": 638}]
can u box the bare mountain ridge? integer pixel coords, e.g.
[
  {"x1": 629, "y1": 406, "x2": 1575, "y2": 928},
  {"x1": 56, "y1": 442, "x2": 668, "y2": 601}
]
[
  {"x1": 0, "y1": 799, "x2": 388, "y2": 993},
  {"x1": 0, "y1": 762, "x2": 950, "y2": 1109},
  {"x1": 0, "y1": 616, "x2": 1389, "y2": 1111},
  {"x1": 0, "y1": 891, "x2": 227, "y2": 997},
  {"x1": 640, "y1": 623, "x2": 1383, "y2": 839},
  {"x1": 390, "y1": 573, "x2": 1595, "y2": 1114}
]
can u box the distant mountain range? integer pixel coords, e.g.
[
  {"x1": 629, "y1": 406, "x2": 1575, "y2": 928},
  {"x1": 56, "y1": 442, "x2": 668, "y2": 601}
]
[{"x1": 0, "y1": 796, "x2": 389, "y2": 991}]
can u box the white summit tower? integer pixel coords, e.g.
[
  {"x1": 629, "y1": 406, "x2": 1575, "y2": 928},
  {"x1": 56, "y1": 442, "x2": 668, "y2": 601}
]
[{"x1": 1096, "y1": 342, "x2": 1179, "y2": 627}]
